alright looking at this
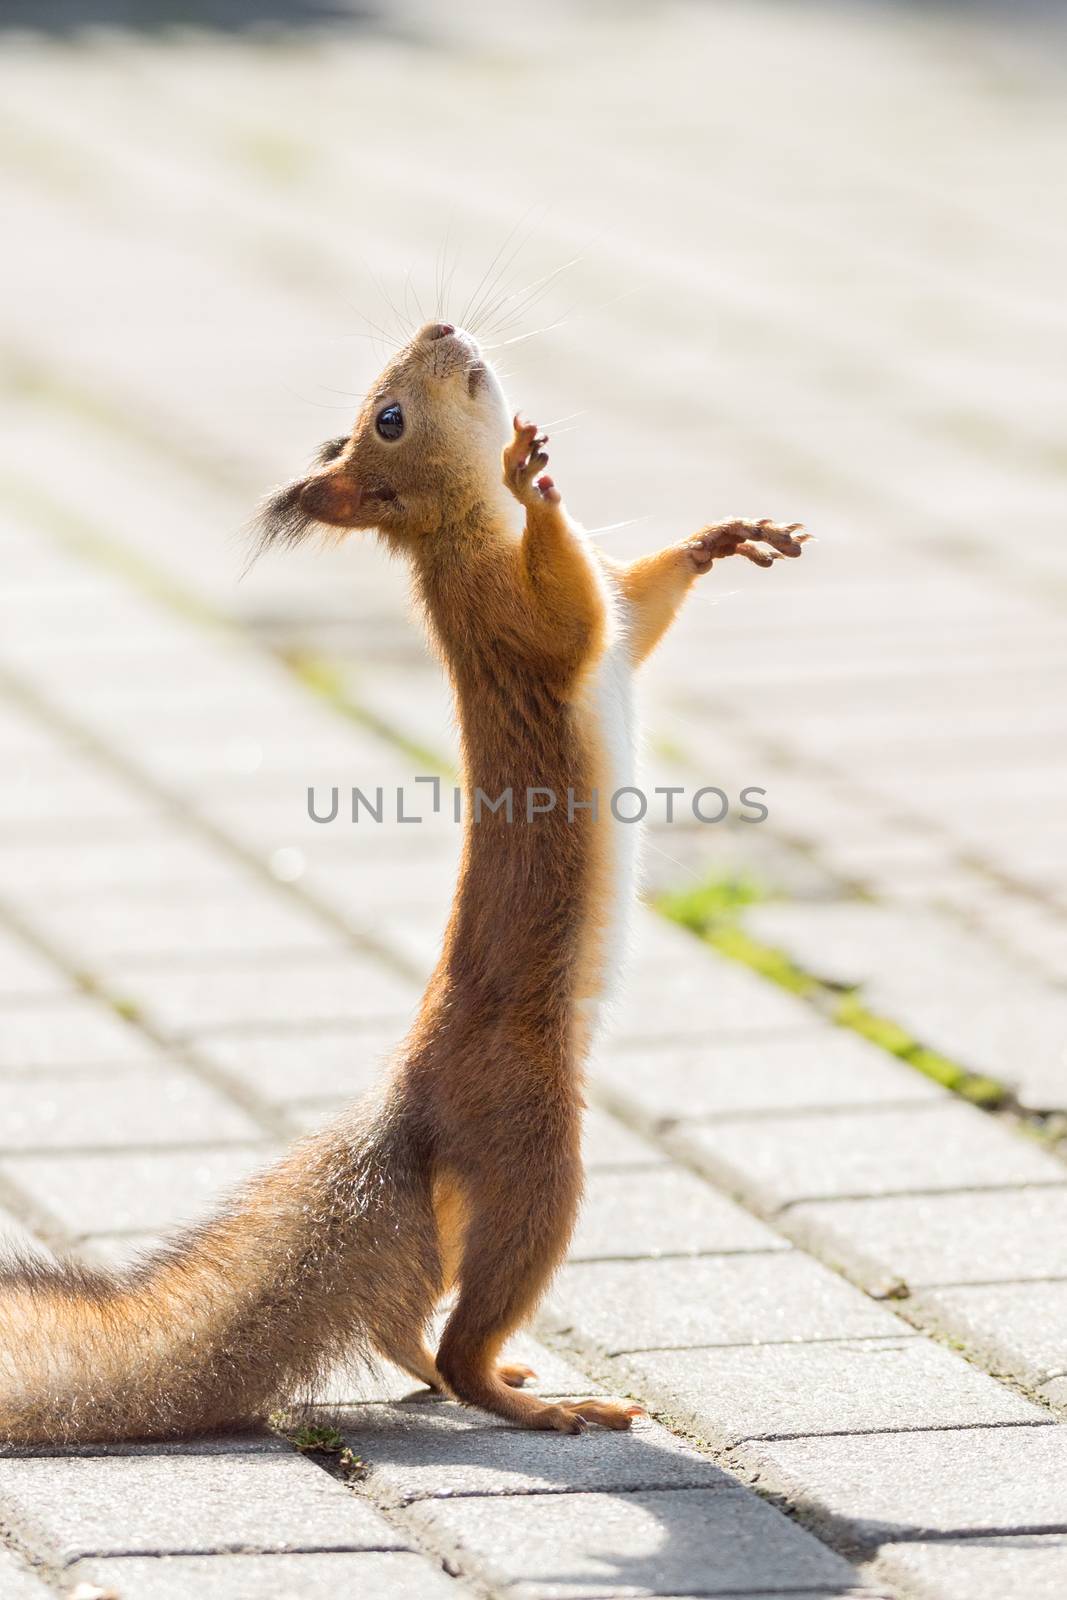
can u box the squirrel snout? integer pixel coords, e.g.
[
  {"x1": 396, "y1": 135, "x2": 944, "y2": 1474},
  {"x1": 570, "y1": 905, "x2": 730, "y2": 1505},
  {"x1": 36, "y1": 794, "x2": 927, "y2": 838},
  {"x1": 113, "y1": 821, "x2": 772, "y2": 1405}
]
[{"x1": 423, "y1": 322, "x2": 456, "y2": 341}]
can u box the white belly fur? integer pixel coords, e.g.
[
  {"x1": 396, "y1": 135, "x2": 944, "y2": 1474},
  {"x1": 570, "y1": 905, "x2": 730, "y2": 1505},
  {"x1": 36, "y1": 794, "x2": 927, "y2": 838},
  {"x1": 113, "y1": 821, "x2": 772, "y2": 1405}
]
[{"x1": 574, "y1": 559, "x2": 639, "y2": 1029}]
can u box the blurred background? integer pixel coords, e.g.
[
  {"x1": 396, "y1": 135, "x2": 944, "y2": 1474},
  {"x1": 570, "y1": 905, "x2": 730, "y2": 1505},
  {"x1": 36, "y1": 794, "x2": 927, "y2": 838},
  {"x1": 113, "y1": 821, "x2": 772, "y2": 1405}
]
[{"x1": 3, "y1": 0, "x2": 1067, "y2": 1240}]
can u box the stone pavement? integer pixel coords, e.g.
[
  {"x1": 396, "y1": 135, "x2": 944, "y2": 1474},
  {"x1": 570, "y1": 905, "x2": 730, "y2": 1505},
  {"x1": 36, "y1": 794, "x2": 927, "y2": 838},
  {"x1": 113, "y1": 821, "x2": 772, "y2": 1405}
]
[{"x1": 2, "y1": 0, "x2": 1067, "y2": 1596}]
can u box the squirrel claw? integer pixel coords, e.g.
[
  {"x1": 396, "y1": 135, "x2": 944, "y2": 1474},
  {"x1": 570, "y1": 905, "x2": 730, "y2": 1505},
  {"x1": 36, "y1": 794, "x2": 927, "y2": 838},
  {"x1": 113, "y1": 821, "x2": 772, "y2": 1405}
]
[
  {"x1": 503, "y1": 418, "x2": 561, "y2": 508},
  {"x1": 686, "y1": 518, "x2": 809, "y2": 573},
  {"x1": 558, "y1": 1398, "x2": 641, "y2": 1431}
]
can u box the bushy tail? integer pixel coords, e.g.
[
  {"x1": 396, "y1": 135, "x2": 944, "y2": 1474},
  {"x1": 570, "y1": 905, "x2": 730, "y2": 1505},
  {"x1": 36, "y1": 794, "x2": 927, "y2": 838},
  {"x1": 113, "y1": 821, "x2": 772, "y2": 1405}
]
[{"x1": 0, "y1": 1098, "x2": 436, "y2": 1445}]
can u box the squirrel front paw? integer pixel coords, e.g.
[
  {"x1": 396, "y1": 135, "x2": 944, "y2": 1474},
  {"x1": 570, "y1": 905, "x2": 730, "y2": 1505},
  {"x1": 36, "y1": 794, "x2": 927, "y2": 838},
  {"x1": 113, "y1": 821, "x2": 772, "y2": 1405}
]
[
  {"x1": 503, "y1": 416, "x2": 562, "y2": 508},
  {"x1": 685, "y1": 519, "x2": 809, "y2": 573}
]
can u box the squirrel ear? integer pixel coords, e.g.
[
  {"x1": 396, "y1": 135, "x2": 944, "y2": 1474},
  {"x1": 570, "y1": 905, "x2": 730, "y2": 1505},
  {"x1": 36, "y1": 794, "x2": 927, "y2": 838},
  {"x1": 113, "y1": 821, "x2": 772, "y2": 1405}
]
[{"x1": 299, "y1": 465, "x2": 364, "y2": 527}]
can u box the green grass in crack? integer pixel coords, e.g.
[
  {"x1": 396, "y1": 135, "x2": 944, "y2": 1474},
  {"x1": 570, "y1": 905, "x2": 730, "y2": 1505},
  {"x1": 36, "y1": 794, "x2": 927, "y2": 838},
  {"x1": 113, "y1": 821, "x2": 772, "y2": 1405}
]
[
  {"x1": 658, "y1": 876, "x2": 818, "y2": 998},
  {"x1": 658, "y1": 873, "x2": 768, "y2": 928},
  {"x1": 275, "y1": 1420, "x2": 365, "y2": 1479},
  {"x1": 657, "y1": 871, "x2": 1009, "y2": 1109},
  {"x1": 834, "y1": 994, "x2": 1006, "y2": 1108}
]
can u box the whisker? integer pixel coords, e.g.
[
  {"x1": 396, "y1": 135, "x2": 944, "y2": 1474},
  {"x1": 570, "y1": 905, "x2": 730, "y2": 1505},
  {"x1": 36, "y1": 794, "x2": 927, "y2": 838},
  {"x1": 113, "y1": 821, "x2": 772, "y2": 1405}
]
[
  {"x1": 643, "y1": 835, "x2": 706, "y2": 888},
  {"x1": 403, "y1": 263, "x2": 426, "y2": 327},
  {"x1": 435, "y1": 211, "x2": 456, "y2": 322},
  {"x1": 541, "y1": 409, "x2": 588, "y2": 429},
  {"x1": 486, "y1": 285, "x2": 641, "y2": 353},
  {"x1": 340, "y1": 330, "x2": 399, "y2": 345},
  {"x1": 361, "y1": 261, "x2": 412, "y2": 346},
  {"x1": 340, "y1": 300, "x2": 401, "y2": 351},
  {"x1": 476, "y1": 254, "x2": 585, "y2": 339},
  {"x1": 482, "y1": 313, "x2": 572, "y2": 350},
  {"x1": 587, "y1": 515, "x2": 653, "y2": 540},
  {"x1": 461, "y1": 207, "x2": 543, "y2": 333},
  {"x1": 279, "y1": 385, "x2": 358, "y2": 412}
]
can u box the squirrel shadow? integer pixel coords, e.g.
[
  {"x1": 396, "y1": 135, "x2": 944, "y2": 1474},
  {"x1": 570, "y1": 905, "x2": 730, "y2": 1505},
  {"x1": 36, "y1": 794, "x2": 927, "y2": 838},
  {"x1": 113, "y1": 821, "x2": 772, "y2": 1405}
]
[
  {"x1": 317, "y1": 1390, "x2": 870, "y2": 1595},
  {"x1": 3, "y1": 1400, "x2": 1039, "y2": 1594}
]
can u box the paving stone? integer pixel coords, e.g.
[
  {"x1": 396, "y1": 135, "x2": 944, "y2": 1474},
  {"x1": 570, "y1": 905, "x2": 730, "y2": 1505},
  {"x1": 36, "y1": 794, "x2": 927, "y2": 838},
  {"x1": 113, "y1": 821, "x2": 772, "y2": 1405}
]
[
  {"x1": 192, "y1": 1023, "x2": 399, "y2": 1103},
  {"x1": 597, "y1": 1027, "x2": 939, "y2": 1123},
  {"x1": 0, "y1": 1549, "x2": 52, "y2": 1598},
  {"x1": 611, "y1": 944, "x2": 815, "y2": 1041},
  {"x1": 615, "y1": 1337, "x2": 1042, "y2": 1445},
  {"x1": 3, "y1": 1146, "x2": 276, "y2": 1236},
  {"x1": 789, "y1": 1188, "x2": 1067, "y2": 1292},
  {"x1": 8, "y1": 8, "x2": 1067, "y2": 1597},
  {"x1": 571, "y1": 1169, "x2": 785, "y2": 1261},
  {"x1": 747, "y1": 1425, "x2": 1067, "y2": 1553},
  {"x1": 2, "y1": 1431, "x2": 287, "y2": 1460},
  {"x1": 1040, "y1": 1375, "x2": 1067, "y2": 1411},
  {"x1": 0, "y1": 1203, "x2": 53, "y2": 1263},
  {"x1": 871, "y1": 975, "x2": 1067, "y2": 1114},
  {"x1": 0, "y1": 1068, "x2": 262, "y2": 1151},
  {"x1": 0, "y1": 1453, "x2": 406, "y2": 1562},
  {"x1": 378, "y1": 906, "x2": 451, "y2": 980},
  {"x1": 0, "y1": 829, "x2": 239, "y2": 896},
  {"x1": 283, "y1": 1097, "x2": 346, "y2": 1134},
  {"x1": 408, "y1": 1486, "x2": 862, "y2": 1598},
  {"x1": 111, "y1": 955, "x2": 418, "y2": 1035},
  {"x1": 0, "y1": 752, "x2": 156, "y2": 831},
  {"x1": 738, "y1": 906, "x2": 1067, "y2": 1112},
  {"x1": 675, "y1": 1102, "x2": 1066, "y2": 1211},
  {"x1": 69, "y1": 1551, "x2": 461, "y2": 1600},
  {"x1": 0, "y1": 928, "x2": 67, "y2": 1000},
  {"x1": 306, "y1": 850, "x2": 461, "y2": 921},
  {"x1": 342, "y1": 1403, "x2": 717, "y2": 1504},
  {"x1": 742, "y1": 903, "x2": 970, "y2": 991},
  {"x1": 0, "y1": 997, "x2": 150, "y2": 1070},
  {"x1": 912, "y1": 1281, "x2": 1067, "y2": 1388},
  {"x1": 875, "y1": 1534, "x2": 1067, "y2": 1600},
  {"x1": 71, "y1": 1231, "x2": 164, "y2": 1269},
  {"x1": 580, "y1": 1107, "x2": 667, "y2": 1170},
  {"x1": 30, "y1": 889, "x2": 336, "y2": 964},
  {"x1": 547, "y1": 1253, "x2": 907, "y2": 1354}
]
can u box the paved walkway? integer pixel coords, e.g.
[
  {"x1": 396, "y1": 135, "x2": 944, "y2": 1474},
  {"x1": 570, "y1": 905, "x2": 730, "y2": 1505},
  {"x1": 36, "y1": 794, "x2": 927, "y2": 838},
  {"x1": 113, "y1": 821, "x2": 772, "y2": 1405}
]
[{"x1": 2, "y1": 2, "x2": 1067, "y2": 1596}]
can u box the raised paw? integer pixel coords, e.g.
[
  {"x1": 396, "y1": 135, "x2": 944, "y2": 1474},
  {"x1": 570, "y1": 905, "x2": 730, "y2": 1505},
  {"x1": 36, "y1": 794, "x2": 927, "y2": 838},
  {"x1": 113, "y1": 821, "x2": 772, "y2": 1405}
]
[
  {"x1": 503, "y1": 416, "x2": 559, "y2": 507},
  {"x1": 685, "y1": 518, "x2": 809, "y2": 574},
  {"x1": 497, "y1": 1362, "x2": 537, "y2": 1389}
]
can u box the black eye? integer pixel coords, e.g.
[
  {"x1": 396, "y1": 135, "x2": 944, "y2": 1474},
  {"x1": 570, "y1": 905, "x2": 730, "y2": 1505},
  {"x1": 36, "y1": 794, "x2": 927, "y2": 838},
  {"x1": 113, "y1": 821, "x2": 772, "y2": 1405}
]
[{"x1": 376, "y1": 403, "x2": 404, "y2": 442}]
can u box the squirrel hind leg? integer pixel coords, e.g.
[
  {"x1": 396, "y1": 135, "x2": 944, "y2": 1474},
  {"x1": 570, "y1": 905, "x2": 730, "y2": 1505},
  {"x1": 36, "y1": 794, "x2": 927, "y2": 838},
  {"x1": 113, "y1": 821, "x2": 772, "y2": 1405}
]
[
  {"x1": 374, "y1": 1324, "x2": 539, "y2": 1395},
  {"x1": 379, "y1": 1334, "x2": 447, "y2": 1394}
]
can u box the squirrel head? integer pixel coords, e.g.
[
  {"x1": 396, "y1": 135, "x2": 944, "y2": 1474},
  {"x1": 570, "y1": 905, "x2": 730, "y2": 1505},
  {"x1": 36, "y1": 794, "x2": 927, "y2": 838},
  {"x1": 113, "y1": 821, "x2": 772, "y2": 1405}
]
[{"x1": 257, "y1": 322, "x2": 512, "y2": 552}]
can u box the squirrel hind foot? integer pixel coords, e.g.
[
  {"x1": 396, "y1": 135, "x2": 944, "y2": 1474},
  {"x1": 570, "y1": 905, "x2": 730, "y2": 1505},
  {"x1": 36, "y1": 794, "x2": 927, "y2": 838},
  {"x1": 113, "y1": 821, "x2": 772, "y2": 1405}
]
[
  {"x1": 497, "y1": 1362, "x2": 537, "y2": 1388},
  {"x1": 527, "y1": 1398, "x2": 643, "y2": 1434},
  {"x1": 560, "y1": 1399, "x2": 644, "y2": 1432}
]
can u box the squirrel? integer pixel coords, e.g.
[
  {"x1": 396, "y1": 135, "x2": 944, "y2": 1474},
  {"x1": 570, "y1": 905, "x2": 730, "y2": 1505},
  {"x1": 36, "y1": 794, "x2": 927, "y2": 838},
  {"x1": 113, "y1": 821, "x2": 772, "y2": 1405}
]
[{"x1": 0, "y1": 321, "x2": 806, "y2": 1444}]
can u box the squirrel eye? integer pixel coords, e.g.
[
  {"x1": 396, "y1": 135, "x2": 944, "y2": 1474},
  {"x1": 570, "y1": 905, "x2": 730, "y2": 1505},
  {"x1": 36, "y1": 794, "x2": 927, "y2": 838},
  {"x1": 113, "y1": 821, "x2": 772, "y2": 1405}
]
[{"x1": 375, "y1": 404, "x2": 404, "y2": 442}]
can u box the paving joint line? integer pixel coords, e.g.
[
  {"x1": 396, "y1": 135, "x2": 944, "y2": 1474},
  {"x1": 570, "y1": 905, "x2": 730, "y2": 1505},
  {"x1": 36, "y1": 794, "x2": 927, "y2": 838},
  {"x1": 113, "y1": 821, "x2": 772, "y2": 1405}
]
[{"x1": 0, "y1": 885, "x2": 297, "y2": 1147}]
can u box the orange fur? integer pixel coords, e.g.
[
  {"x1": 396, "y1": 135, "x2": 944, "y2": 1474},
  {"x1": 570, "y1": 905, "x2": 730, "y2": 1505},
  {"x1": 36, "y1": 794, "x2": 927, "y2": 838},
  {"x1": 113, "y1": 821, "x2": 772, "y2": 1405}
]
[{"x1": 0, "y1": 324, "x2": 806, "y2": 1443}]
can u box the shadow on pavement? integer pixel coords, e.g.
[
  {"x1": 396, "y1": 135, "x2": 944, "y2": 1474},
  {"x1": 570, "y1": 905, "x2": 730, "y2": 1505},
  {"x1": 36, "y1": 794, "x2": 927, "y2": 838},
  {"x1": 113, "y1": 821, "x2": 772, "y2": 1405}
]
[{"x1": 0, "y1": 0, "x2": 378, "y2": 32}]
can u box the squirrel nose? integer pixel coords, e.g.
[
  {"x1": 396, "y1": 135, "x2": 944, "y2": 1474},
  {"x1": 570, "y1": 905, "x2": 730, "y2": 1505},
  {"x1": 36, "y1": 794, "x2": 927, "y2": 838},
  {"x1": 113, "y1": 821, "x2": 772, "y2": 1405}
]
[{"x1": 424, "y1": 322, "x2": 456, "y2": 341}]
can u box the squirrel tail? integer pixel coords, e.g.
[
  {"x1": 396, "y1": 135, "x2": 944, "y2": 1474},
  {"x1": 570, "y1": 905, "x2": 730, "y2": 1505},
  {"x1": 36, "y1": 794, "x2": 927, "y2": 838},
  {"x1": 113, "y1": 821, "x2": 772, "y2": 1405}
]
[{"x1": 0, "y1": 1096, "x2": 437, "y2": 1445}]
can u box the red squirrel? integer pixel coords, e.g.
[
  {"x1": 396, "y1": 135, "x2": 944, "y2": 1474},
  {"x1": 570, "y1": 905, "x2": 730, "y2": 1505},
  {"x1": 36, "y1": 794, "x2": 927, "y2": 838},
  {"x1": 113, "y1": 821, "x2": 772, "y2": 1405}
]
[{"x1": 0, "y1": 321, "x2": 806, "y2": 1443}]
